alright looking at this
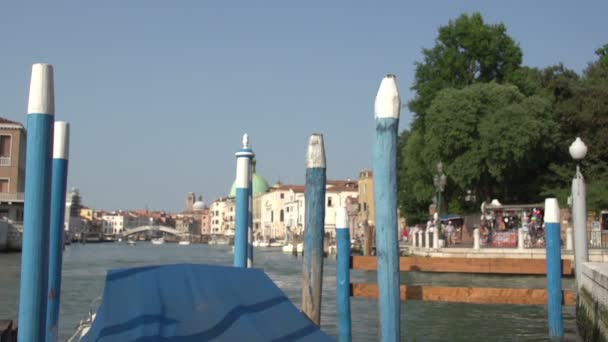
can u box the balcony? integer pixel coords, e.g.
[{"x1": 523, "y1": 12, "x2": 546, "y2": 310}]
[
  {"x1": 0, "y1": 192, "x2": 24, "y2": 203},
  {"x1": 0, "y1": 157, "x2": 10, "y2": 166}
]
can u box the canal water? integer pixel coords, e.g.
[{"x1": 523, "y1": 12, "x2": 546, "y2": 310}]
[{"x1": 0, "y1": 243, "x2": 580, "y2": 341}]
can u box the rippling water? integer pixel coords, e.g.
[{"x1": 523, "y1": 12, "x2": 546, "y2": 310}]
[{"x1": 0, "y1": 243, "x2": 580, "y2": 341}]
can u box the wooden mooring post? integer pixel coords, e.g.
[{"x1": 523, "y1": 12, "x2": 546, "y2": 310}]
[
  {"x1": 544, "y1": 198, "x2": 564, "y2": 338},
  {"x1": 301, "y1": 134, "x2": 326, "y2": 325},
  {"x1": 233, "y1": 134, "x2": 254, "y2": 268},
  {"x1": 19, "y1": 63, "x2": 55, "y2": 341},
  {"x1": 335, "y1": 207, "x2": 352, "y2": 342},
  {"x1": 46, "y1": 121, "x2": 70, "y2": 342},
  {"x1": 373, "y1": 74, "x2": 401, "y2": 341}
]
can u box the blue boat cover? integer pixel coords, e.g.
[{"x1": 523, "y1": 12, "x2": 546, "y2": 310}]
[{"x1": 82, "y1": 263, "x2": 334, "y2": 341}]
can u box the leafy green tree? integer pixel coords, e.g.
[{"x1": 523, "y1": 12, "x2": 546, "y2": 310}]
[
  {"x1": 422, "y1": 83, "x2": 558, "y2": 205},
  {"x1": 540, "y1": 44, "x2": 608, "y2": 211},
  {"x1": 409, "y1": 12, "x2": 523, "y2": 128}
]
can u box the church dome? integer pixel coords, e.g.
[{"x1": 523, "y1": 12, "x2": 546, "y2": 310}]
[
  {"x1": 229, "y1": 173, "x2": 270, "y2": 197},
  {"x1": 192, "y1": 201, "x2": 206, "y2": 211}
]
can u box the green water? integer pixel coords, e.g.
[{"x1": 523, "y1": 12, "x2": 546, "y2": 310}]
[{"x1": 0, "y1": 243, "x2": 579, "y2": 341}]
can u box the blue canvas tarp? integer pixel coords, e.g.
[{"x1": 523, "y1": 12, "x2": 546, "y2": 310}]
[{"x1": 82, "y1": 263, "x2": 333, "y2": 341}]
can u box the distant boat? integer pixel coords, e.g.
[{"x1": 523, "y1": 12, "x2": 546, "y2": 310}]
[
  {"x1": 282, "y1": 243, "x2": 303, "y2": 254},
  {"x1": 127, "y1": 240, "x2": 136, "y2": 246},
  {"x1": 151, "y1": 237, "x2": 165, "y2": 245},
  {"x1": 268, "y1": 239, "x2": 284, "y2": 247},
  {"x1": 178, "y1": 240, "x2": 191, "y2": 246}
]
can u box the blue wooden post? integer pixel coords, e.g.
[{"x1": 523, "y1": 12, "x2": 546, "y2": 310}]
[
  {"x1": 301, "y1": 134, "x2": 326, "y2": 325},
  {"x1": 336, "y1": 207, "x2": 352, "y2": 342},
  {"x1": 18, "y1": 63, "x2": 55, "y2": 341},
  {"x1": 233, "y1": 133, "x2": 254, "y2": 267},
  {"x1": 247, "y1": 161, "x2": 254, "y2": 267},
  {"x1": 46, "y1": 121, "x2": 70, "y2": 342},
  {"x1": 544, "y1": 198, "x2": 564, "y2": 338},
  {"x1": 373, "y1": 74, "x2": 401, "y2": 342}
]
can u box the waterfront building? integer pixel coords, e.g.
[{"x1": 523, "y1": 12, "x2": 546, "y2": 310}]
[
  {"x1": 0, "y1": 117, "x2": 26, "y2": 222},
  {"x1": 258, "y1": 179, "x2": 359, "y2": 240},
  {"x1": 358, "y1": 170, "x2": 375, "y2": 229},
  {"x1": 260, "y1": 183, "x2": 305, "y2": 240},
  {"x1": 324, "y1": 180, "x2": 359, "y2": 238},
  {"x1": 100, "y1": 211, "x2": 148, "y2": 235},
  {"x1": 200, "y1": 207, "x2": 211, "y2": 236},
  {"x1": 210, "y1": 197, "x2": 235, "y2": 236},
  {"x1": 65, "y1": 188, "x2": 85, "y2": 239}
]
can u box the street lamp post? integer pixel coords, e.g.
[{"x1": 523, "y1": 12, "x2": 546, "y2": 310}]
[
  {"x1": 569, "y1": 137, "x2": 588, "y2": 287},
  {"x1": 433, "y1": 162, "x2": 447, "y2": 248}
]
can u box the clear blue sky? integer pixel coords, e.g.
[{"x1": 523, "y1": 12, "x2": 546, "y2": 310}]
[{"x1": 0, "y1": 1, "x2": 606, "y2": 212}]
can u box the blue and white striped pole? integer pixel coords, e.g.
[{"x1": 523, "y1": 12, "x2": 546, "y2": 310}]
[
  {"x1": 46, "y1": 121, "x2": 70, "y2": 342},
  {"x1": 336, "y1": 207, "x2": 352, "y2": 342},
  {"x1": 233, "y1": 133, "x2": 254, "y2": 268},
  {"x1": 18, "y1": 63, "x2": 55, "y2": 341},
  {"x1": 247, "y1": 159, "x2": 254, "y2": 267},
  {"x1": 373, "y1": 74, "x2": 401, "y2": 342},
  {"x1": 544, "y1": 198, "x2": 564, "y2": 338},
  {"x1": 301, "y1": 134, "x2": 327, "y2": 325}
]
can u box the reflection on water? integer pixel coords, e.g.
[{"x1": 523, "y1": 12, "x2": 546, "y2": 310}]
[{"x1": 0, "y1": 243, "x2": 580, "y2": 341}]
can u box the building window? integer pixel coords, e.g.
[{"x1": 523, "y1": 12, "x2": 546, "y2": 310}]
[
  {"x1": 280, "y1": 210, "x2": 284, "y2": 222},
  {"x1": 271, "y1": 211, "x2": 274, "y2": 222},
  {"x1": 363, "y1": 203, "x2": 368, "y2": 211},
  {"x1": 0, "y1": 179, "x2": 8, "y2": 193},
  {"x1": 0, "y1": 135, "x2": 11, "y2": 166},
  {"x1": 327, "y1": 197, "x2": 333, "y2": 207},
  {"x1": 280, "y1": 193, "x2": 284, "y2": 199}
]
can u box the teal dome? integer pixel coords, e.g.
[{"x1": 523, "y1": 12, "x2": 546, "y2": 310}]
[{"x1": 229, "y1": 173, "x2": 270, "y2": 197}]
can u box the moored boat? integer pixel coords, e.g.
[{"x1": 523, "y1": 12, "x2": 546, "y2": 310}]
[{"x1": 151, "y1": 237, "x2": 165, "y2": 245}]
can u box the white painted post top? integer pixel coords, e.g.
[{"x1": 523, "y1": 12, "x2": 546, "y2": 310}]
[
  {"x1": 53, "y1": 121, "x2": 70, "y2": 159},
  {"x1": 306, "y1": 133, "x2": 326, "y2": 168},
  {"x1": 374, "y1": 74, "x2": 401, "y2": 119},
  {"x1": 336, "y1": 207, "x2": 348, "y2": 229},
  {"x1": 242, "y1": 133, "x2": 250, "y2": 149},
  {"x1": 544, "y1": 198, "x2": 560, "y2": 223},
  {"x1": 28, "y1": 63, "x2": 55, "y2": 115}
]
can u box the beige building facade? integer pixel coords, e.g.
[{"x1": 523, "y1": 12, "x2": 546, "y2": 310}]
[{"x1": 0, "y1": 118, "x2": 26, "y2": 221}]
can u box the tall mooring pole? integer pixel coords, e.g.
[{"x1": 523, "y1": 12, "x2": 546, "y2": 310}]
[
  {"x1": 18, "y1": 63, "x2": 55, "y2": 341},
  {"x1": 373, "y1": 74, "x2": 401, "y2": 342},
  {"x1": 233, "y1": 134, "x2": 254, "y2": 268},
  {"x1": 301, "y1": 134, "x2": 327, "y2": 325},
  {"x1": 46, "y1": 121, "x2": 70, "y2": 342}
]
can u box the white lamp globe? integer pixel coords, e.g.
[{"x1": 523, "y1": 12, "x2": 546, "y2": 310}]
[{"x1": 569, "y1": 137, "x2": 588, "y2": 160}]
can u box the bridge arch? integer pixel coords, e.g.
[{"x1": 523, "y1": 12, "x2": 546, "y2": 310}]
[{"x1": 121, "y1": 225, "x2": 184, "y2": 237}]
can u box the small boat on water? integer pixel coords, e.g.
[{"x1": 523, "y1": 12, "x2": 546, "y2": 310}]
[
  {"x1": 126, "y1": 240, "x2": 136, "y2": 246},
  {"x1": 151, "y1": 237, "x2": 165, "y2": 245},
  {"x1": 282, "y1": 243, "x2": 303, "y2": 254},
  {"x1": 178, "y1": 240, "x2": 191, "y2": 246}
]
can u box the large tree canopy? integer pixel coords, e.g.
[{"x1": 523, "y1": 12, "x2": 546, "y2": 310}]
[
  {"x1": 422, "y1": 83, "x2": 558, "y2": 203},
  {"x1": 409, "y1": 12, "x2": 523, "y2": 128}
]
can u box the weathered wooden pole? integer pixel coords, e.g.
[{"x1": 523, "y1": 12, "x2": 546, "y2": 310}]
[
  {"x1": 373, "y1": 74, "x2": 401, "y2": 341},
  {"x1": 18, "y1": 63, "x2": 55, "y2": 341},
  {"x1": 544, "y1": 198, "x2": 564, "y2": 339},
  {"x1": 335, "y1": 207, "x2": 352, "y2": 342},
  {"x1": 233, "y1": 133, "x2": 254, "y2": 268},
  {"x1": 569, "y1": 137, "x2": 588, "y2": 287},
  {"x1": 301, "y1": 134, "x2": 327, "y2": 325},
  {"x1": 46, "y1": 121, "x2": 70, "y2": 342}
]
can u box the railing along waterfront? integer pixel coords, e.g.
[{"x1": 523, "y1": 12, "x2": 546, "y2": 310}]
[
  {"x1": 588, "y1": 230, "x2": 608, "y2": 249},
  {"x1": 349, "y1": 256, "x2": 576, "y2": 306}
]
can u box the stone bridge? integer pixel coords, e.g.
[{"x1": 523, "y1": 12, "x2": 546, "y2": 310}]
[{"x1": 121, "y1": 225, "x2": 184, "y2": 237}]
